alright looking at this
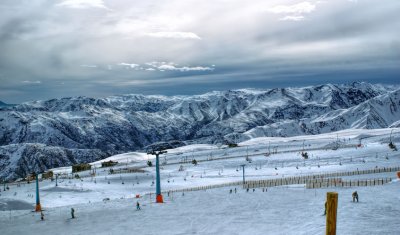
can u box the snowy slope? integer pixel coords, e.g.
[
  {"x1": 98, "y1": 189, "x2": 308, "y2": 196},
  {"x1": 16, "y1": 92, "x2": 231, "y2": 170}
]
[
  {"x1": 0, "y1": 82, "x2": 399, "y2": 179},
  {"x1": 1, "y1": 128, "x2": 400, "y2": 235}
]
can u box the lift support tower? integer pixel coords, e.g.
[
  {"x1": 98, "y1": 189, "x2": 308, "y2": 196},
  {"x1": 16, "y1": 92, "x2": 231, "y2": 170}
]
[{"x1": 147, "y1": 149, "x2": 167, "y2": 203}]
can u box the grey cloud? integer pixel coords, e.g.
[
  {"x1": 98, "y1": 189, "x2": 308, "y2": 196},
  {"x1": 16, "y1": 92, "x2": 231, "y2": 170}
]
[
  {"x1": 0, "y1": 0, "x2": 399, "y2": 103},
  {"x1": 258, "y1": 1, "x2": 400, "y2": 44},
  {"x1": 0, "y1": 17, "x2": 34, "y2": 41}
]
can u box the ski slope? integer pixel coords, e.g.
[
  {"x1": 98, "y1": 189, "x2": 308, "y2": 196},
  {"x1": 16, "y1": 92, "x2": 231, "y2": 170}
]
[{"x1": 1, "y1": 128, "x2": 399, "y2": 235}]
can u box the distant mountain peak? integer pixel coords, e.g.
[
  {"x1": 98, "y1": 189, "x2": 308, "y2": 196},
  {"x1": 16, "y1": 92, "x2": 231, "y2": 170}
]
[{"x1": 1, "y1": 82, "x2": 400, "y2": 180}]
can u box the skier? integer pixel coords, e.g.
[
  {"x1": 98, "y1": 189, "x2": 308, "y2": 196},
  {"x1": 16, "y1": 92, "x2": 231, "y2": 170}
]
[
  {"x1": 246, "y1": 188, "x2": 249, "y2": 192},
  {"x1": 229, "y1": 189, "x2": 232, "y2": 194},
  {"x1": 71, "y1": 208, "x2": 75, "y2": 219},
  {"x1": 323, "y1": 201, "x2": 327, "y2": 215},
  {"x1": 136, "y1": 201, "x2": 141, "y2": 210},
  {"x1": 352, "y1": 191, "x2": 359, "y2": 202},
  {"x1": 40, "y1": 211, "x2": 44, "y2": 221},
  {"x1": 234, "y1": 188, "x2": 237, "y2": 193}
]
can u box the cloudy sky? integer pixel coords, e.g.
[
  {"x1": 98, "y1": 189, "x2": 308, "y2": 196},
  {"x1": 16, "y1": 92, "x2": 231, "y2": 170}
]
[{"x1": 0, "y1": 0, "x2": 399, "y2": 103}]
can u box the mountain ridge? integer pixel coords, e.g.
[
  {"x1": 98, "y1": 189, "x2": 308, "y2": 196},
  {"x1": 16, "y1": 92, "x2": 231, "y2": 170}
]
[{"x1": 1, "y1": 82, "x2": 399, "y2": 180}]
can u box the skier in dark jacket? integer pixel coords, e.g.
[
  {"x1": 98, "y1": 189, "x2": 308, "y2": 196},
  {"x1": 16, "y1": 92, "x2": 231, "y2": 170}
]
[
  {"x1": 352, "y1": 191, "x2": 359, "y2": 202},
  {"x1": 71, "y1": 208, "x2": 75, "y2": 219},
  {"x1": 136, "y1": 201, "x2": 141, "y2": 210}
]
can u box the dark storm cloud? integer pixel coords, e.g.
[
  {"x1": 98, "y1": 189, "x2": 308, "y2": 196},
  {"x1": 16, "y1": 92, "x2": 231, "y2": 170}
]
[{"x1": 0, "y1": 0, "x2": 399, "y2": 103}]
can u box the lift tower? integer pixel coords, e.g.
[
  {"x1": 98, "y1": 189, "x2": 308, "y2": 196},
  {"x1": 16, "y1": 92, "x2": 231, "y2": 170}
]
[{"x1": 147, "y1": 149, "x2": 167, "y2": 203}]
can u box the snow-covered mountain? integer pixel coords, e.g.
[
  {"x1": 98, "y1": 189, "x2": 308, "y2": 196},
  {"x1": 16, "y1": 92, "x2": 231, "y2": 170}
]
[
  {"x1": 0, "y1": 144, "x2": 108, "y2": 180},
  {"x1": 1, "y1": 82, "x2": 399, "y2": 179}
]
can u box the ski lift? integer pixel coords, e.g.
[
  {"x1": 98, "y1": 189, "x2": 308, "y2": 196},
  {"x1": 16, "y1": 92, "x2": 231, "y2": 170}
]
[
  {"x1": 301, "y1": 152, "x2": 309, "y2": 159},
  {"x1": 389, "y1": 142, "x2": 397, "y2": 151}
]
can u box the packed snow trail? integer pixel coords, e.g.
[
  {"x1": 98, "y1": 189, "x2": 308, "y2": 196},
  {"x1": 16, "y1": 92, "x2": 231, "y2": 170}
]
[{"x1": 1, "y1": 180, "x2": 399, "y2": 235}]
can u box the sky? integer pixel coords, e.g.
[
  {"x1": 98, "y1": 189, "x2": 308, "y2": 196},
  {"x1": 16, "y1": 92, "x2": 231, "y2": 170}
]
[{"x1": 0, "y1": 0, "x2": 399, "y2": 103}]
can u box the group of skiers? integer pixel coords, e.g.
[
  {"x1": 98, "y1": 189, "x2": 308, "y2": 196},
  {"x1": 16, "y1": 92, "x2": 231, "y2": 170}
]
[
  {"x1": 36, "y1": 189, "x2": 361, "y2": 221},
  {"x1": 323, "y1": 191, "x2": 359, "y2": 215},
  {"x1": 227, "y1": 187, "x2": 273, "y2": 194},
  {"x1": 40, "y1": 208, "x2": 75, "y2": 221},
  {"x1": 35, "y1": 187, "x2": 362, "y2": 221},
  {"x1": 39, "y1": 200, "x2": 145, "y2": 221},
  {"x1": 243, "y1": 188, "x2": 268, "y2": 193}
]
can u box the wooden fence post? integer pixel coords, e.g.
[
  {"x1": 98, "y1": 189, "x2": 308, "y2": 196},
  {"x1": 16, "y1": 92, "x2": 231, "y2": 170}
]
[{"x1": 326, "y1": 192, "x2": 338, "y2": 235}]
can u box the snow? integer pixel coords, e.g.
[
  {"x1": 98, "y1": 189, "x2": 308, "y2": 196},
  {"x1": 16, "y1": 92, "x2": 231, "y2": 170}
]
[
  {"x1": 3, "y1": 83, "x2": 400, "y2": 181},
  {"x1": 1, "y1": 128, "x2": 400, "y2": 234},
  {"x1": 90, "y1": 152, "x2": 148, "y2": 166}
]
